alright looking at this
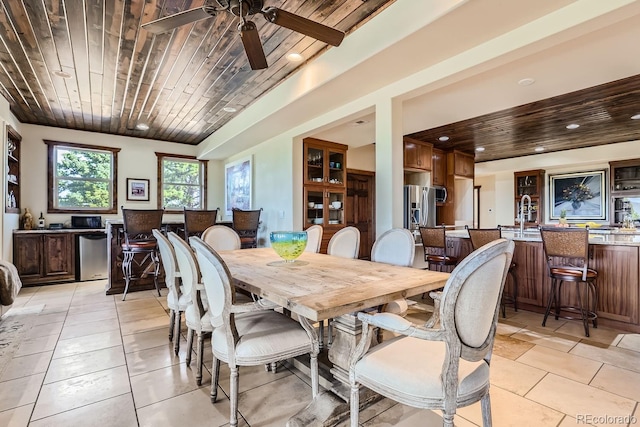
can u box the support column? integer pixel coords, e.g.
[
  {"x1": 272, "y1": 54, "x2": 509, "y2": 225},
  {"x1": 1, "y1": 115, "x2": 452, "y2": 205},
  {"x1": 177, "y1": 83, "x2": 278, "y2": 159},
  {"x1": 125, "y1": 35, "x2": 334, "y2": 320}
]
[{"x1": 375, "y1": 97, "x2": 404, "y2": 236}]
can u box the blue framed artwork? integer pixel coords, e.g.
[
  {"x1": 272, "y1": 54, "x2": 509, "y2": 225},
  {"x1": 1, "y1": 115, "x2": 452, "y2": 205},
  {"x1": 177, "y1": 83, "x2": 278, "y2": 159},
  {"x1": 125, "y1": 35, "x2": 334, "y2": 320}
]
[
  {"x1": 549, "y1": 170, "x2": 606, "y2": 220},
  {"x1": 225, "y1": 156, "x2": 252, "y2": 215}
]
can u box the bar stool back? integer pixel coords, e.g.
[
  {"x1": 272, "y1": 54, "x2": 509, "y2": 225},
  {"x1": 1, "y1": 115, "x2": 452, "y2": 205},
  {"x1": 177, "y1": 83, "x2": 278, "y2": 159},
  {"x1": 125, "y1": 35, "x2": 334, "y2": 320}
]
[
  {"x1": 232, "y1": 208, "x2": 262, "y2": 248},
  {"x1": 539, "y1": 226, "x2": 598, "y2": 336},
  {"x1": 418, "y1": 226, "x2": 458, "y2": 272},
  {"x1": 466, "y1": 225, "x2": 519, "y2": 317},
  {"x1": 183, "y1": 208, "x2": 218, "y2": 240}
]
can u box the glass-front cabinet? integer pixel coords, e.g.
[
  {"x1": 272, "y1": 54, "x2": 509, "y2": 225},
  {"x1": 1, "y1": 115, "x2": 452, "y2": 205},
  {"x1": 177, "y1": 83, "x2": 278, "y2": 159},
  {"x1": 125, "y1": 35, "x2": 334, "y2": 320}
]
[
  {"x1": 513, "y1": 169, "x2": 545, "y2": 226},
  {"x1": 610, "y1": 159, "x2": 640, "y2": 226},
  {"x1": 303, "y1": 138, "x2": 347, "y2": 230}
]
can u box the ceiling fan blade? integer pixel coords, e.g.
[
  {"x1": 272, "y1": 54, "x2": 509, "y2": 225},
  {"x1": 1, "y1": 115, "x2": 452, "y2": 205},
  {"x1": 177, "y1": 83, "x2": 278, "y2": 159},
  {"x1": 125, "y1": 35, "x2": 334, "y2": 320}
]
[
  {"x1": 262, "y1": 7, "x2": 345, "y2": 47},
  {"x1": 142, "y1": 6, "x2": 217, "y2": 34},
  {"x1": 239, "y1": 21, "x2": 268, "y2": 70}
]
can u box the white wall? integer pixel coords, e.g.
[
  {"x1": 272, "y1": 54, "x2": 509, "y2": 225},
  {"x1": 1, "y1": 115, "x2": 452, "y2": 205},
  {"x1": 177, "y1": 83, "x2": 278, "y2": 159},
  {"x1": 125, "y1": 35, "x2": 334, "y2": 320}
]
[
  {"x1": 346, "y1": 144, "x2": 376, "y2": 172},
  {"x1": 475, "y1": 140, "x2": 640, "y2": 227}
]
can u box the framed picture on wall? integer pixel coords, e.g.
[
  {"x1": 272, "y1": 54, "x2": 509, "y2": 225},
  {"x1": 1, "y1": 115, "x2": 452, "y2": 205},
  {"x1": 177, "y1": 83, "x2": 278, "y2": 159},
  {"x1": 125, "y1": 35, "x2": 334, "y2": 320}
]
[
  {"x1": 549, "y1": 170, "x2": 606, "y2": 220},
  {"x1": 225, "y1": 156, "x2": 252, "y2": 215},
  {"x1": 126, "y1": 178, "x2": 150, "y2": 201}
]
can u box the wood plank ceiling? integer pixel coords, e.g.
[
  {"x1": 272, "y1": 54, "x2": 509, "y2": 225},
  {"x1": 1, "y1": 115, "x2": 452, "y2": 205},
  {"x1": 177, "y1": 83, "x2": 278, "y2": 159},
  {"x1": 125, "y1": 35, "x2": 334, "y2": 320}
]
[
  {"x1": 405, "y1": 73, "x2": 640, "y2": 163},
  {"x1": 0, "y1": 0, "x2": 395, "y2": 145}
]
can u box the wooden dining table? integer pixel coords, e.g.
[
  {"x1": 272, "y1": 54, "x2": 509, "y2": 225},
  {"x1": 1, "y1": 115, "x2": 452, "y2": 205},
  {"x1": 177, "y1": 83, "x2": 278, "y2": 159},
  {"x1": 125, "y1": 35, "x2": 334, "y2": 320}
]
[{"x1": 218, "y1": 247, "x2": 450, "y2": 426}]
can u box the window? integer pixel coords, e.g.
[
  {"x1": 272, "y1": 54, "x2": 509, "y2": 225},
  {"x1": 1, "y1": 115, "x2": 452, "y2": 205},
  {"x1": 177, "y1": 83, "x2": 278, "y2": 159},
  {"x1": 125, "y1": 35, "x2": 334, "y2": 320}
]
[
  {"x1": 46, "y1": 140, "x2": 119, "y2": 213},
  {"x1": 156, "y1": 153, "x2": 207, "y2": 211}
]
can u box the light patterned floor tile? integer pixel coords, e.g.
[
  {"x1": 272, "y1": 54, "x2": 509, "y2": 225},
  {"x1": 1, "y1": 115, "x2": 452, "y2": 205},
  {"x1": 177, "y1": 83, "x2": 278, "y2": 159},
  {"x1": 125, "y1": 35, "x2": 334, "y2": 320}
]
[
  {"x1": 0, "y1": 373, "x2": 45, "y2": 412},
  {"x1": 31, "y1": 312, "x2": 67, "y2": 326},
  {"x1": 119, "y1": 315, "x2": 169, "y2": 336},
  {"x1": 14, "y1": 334, "x2": 58, "y2": 358},
  {"x1": 31, "y1": 366, "x2": 131, "y2": 420},
  {"x1": 526, "y1": 374, "x2": 636, "y2": 422},
  {"x1": 492, "y1": 333, "x2": 535, "y2": 360},
  {"x1": 59, "y1": 317, "x2": 120, "y2": 340},
  {"x1": 137, "y1": 387, "x2": 233, "y2": 427},
  {"x1": 457, "y1": 385, "x2": 564, "y2": 426},
  {"x1": 556, "y1": 321, "x2": 625, "y2": 346},
  {"x1": 67, "y1": 300, "x2": 116, "y2": 315},
  {"x1": 0, "y1": 404, "x2": 34, "y2": 427},
  {"x1": 44, "y1": 346, "x2": 126, "y2": 384},
  {"x1": 616, "y1": 334, "x2": 640, "y2": 352},
  {"x1": 570, "y1": 341, "x2": 640, "y2": 374},
  {"x1": 589, "y1": 363, "x2": 640, "y2": 402},
  {"x1": 122, "y1": 326, "x2": 186, "y2": 354},
  {"x1": 29, "y1": 394, "x2": 137, "y2": 427},
  {"x1": 511, "y1": 327, "x2": 580, "y2": 352},
  {"x1": 52, "y1": 330, "x2": 122, "y2": 359},
  {"x1": 508, "y1": 310, "x2": 567, "y2": 331},
  {"x1": 516, "y1": 345, "x2": 602, "y2": 383},
  {"x1": 117, "y1": 306, "x2": 168, "y2": 324},
  {"x1": 0, "y1": 351, "x2": 53, "y2": 382},
  {"x1": 24, "y1": 322, "x2": 63, "y2": 339},
  {"x1": 489, "y1": 354, "x2": 547, "y2": 396},
  {"x1": 360, "y1": 404, "x2": 446, "y2": 427},
  {"x1": 63, "y1": 308, "x2": 117, "y2": 326},
  {"x1": 125, "y1": 342, "x2": 187, "y2": 376}
]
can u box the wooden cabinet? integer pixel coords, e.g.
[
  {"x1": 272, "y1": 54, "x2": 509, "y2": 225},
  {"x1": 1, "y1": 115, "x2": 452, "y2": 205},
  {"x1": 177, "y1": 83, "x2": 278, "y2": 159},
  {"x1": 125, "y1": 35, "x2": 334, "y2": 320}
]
[
  {"x1": 431, "y1": 148, "x2": 446, "y2": 186},
  {"x1": 403, "y1": 137, "x2": 432, "y2": 171},
  {"x1": 14, "y1": 232, "x2": 75, "y2": 285},
  {"x1": 5, "y1": 125, "x2": 21, "y2": 213},
  {"x1": 514, "y1": 169, "x2": 545, "y2": 226},
  {"x1": 610, "y1": 159, "x2": 640, "y2": 225},
  {"x1": 511, "y1": 240, "x2": 548, "y2": 307},
  {"x1": 303, "y1": 138, "x2": 347, "y2": 251},
  {"x1": 449, "y1": 150, "x2": 474, "y2": 178}
]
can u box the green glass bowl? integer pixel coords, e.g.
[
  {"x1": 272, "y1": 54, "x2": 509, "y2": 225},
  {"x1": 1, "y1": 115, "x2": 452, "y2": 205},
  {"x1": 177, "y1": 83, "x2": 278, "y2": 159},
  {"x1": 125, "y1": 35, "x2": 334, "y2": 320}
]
[{"x1": 270, "y1": 231, "x2": 308, "y2": 262}]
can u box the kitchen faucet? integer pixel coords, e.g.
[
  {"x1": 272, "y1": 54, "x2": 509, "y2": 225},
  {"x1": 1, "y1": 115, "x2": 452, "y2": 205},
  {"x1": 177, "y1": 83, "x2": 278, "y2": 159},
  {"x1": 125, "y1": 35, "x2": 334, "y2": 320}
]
[{"x1": 519, "y1": 194, "x2": 532, "y2": 235}]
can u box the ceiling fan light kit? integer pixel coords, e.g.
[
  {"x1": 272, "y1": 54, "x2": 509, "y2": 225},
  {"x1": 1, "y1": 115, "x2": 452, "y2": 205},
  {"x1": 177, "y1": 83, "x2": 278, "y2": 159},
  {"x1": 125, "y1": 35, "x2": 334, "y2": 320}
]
[{"x1": 142, "y1": 0, "x2": 345, "y2": 71}]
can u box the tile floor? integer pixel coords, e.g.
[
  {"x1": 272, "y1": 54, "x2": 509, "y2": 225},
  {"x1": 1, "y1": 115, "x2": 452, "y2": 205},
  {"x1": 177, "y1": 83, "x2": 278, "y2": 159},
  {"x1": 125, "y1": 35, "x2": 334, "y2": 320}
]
[{"x1": 1, "y1": 280, "x2": 639, "y2": 426}]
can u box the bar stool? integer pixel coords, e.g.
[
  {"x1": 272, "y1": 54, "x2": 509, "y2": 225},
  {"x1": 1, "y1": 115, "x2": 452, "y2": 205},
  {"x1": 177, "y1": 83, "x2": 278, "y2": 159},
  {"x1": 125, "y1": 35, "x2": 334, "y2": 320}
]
[
  {"x1": 466, "y1": 225, "x2": 519, "y2": 317},
  {"x1": 418, "y1": 226, "x2": 458, "y2": 272},
  {"x1": 121, "y1": 207, "x2": 164, "y2": 301},
  {"x1": 539, "y1": 226, "x2": 598, "y2": 337},
  {"x1": 183, "y1": 207, "x2": 218, "y2": 240}
]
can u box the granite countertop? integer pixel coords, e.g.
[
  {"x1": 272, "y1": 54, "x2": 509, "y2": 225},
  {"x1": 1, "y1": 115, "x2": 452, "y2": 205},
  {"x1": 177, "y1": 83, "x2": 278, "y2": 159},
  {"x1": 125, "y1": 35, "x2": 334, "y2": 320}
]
[
  {"x1": 445, "y1": 228, "x2": 640, "y2": 246},
  {"x1": 13, "y1": 228, "x2": 106, "y2": 234}
]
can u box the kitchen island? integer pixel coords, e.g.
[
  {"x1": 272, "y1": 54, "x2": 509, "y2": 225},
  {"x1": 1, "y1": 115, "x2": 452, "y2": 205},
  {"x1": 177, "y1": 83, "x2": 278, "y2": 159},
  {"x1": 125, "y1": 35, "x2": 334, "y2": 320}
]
[{"x1": 441, "y1": 228, "x2": 640, "y2": 333}]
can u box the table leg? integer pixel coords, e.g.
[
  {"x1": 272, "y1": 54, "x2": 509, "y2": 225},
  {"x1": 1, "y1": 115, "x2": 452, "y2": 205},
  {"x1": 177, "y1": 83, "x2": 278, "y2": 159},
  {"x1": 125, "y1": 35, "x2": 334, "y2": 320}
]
[{"x1": 287, "y1": 313, "x2": 380, "y2": 427}]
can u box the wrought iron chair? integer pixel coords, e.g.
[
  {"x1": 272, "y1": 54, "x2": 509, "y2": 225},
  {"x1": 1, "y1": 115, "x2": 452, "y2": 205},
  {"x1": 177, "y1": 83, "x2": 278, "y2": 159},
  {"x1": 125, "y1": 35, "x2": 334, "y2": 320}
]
[
  {"x1": 190, "y1": 236, "x2": 319, "y2": 427},
  {"x1": 349, "y1": 239, "x2": 515, "y2": 427},
  {"x1": 183, "y1": 207, "x2": 218, "y2": 240},
  {"x1": 539, "y1": 226, "x2": 598, "y2": 337},
  {"x1": 466, "y1": 225, "x2": 519, "y2": 317},
  {"x1": 419, "y1": 226, "x2": 458, "y2": 272},
  {"x1": 120, "y1": 207, "x2": 164, "y2": 301},
  {"x1": 232, "y1": 208, "x2": 262, "y2": 248}
]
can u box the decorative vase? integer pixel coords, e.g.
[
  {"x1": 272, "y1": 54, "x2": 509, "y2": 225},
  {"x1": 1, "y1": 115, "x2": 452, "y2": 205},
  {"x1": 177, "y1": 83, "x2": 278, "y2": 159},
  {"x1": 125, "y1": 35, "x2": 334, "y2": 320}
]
[
  {"x1": 571, "y1": 200, "x2": 582, "y2": 210},
  {"x1": 269, "y1": 231, "x2": 308, "y2": 266}
]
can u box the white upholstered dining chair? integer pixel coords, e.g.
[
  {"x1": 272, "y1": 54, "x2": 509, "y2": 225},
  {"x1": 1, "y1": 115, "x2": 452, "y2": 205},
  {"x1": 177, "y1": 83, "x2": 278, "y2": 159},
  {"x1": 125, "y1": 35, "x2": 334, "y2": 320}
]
[
  {"x1": 167, "y1": 232, "x2": 213, "y2": 386},
  {"x1": 304, "y1": 224, "x2": 323, "y2": 253},
  {"x1": 189, "y1": 236, "x2": 319, "y2": 427},
  {"x1": 370, "y1": 228, "x2": 415, "y2": 317},
  {"x1": 153, "y1": 229, "x2": 189, "y2": 355},
  {"x1": 349, "y1": 238, "x2": 515, "y2": 427},
  {"x1": 201, "y1": 225, "x2": 242, "y2": 251}
]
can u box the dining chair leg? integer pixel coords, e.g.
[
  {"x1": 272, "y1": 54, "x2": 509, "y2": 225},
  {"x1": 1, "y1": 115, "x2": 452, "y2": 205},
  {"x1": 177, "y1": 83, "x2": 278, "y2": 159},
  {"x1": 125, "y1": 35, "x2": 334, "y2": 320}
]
[
  {"x1": 152, "y1": 251, "x2": 161, "y2": 297},
  {"x1": 270, "y1": 361, "x2": 277, "y2": 373},
  {"x1": 211, "y1": 358, "x2": 220, "y2": 403},
  {"x1": 350, "y1": 383, "x2": 360, "y2": 427},
  {"x1": 229, "y1": 366, "x2": 239, "y2": 427},
  {"x1": 173, "y1": 311, "x2": 181, "y2": 355},
  {"x1": 186, "y1": 328, "x2": 194, "y2": 366},
  {"x1": 481, "y1": 392, "x2": 493, "y2": 426},
  {"x1": 310, "y1": 353, "x2": 319, "y2": 397},
  {"x1": 327, "y1": 319, "x2": 334, "y2": 347},
  {"x1": 318, "y1": 320, "x2": 325, "y2": 349},
  {"x1": 196, "y1": 332, "x2": 204, "y2": 385},
  {"x1": 168, "y1": 310, "x2": 175, "y2": 341}
]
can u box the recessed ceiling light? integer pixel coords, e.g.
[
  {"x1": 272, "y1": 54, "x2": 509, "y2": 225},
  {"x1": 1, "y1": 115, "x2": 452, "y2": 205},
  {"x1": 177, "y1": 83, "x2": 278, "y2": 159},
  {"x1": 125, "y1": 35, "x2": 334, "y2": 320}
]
[
  {"x1": 135, "y1": 123, "x2": 149, "y2": 131},
  {"x1": 566, "y1": 123, "x2": 580, "y2": 130},
  {"x1": 518, "y1": 78, "x2": 535, "y2": 86},
  {"x1": 475, "y1": 147, "x2": 485, "y2": 152},
  {"x1": 438, "y1": 136, "x2": 449, "y2": 142},
  {"x1": 223, "y1": 106, "x2": 237, "y2": 113},
  {"x1": 631, "y1": 114, "x2": 640, "y2": 120},
  {"x1": 286, "y1": 52, "x2": 304, "y2": 62},
  {"x1": 54, "y1": 70, "x2": 72, "y2": 79},
  {"x1": 352, "y1": 119, "x2": 369, "y2": 126},
  {"x1": 534, "y1": 147, "x2": 545, "y2": 152}
]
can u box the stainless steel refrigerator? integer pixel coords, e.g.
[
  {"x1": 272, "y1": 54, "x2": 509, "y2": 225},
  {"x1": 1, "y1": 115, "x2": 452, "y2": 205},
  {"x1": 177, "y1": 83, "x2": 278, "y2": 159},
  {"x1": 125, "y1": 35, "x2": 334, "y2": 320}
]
[{"x1": 403, "y1": 185, "x2": 436, "y2": 230}]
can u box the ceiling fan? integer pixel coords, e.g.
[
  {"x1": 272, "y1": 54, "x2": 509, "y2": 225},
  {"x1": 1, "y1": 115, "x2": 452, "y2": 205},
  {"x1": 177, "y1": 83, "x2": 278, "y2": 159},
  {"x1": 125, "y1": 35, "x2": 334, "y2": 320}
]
[{"x1": 142, "y1": 0, "x2": 346, "y2": 70}]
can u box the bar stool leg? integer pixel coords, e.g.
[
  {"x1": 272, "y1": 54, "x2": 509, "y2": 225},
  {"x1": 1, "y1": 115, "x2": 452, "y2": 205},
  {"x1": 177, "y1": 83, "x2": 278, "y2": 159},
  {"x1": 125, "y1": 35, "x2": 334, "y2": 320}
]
[
  {"x1": 542, "y1": 278, "x2": 558, "y2": 327},
  {"x1": 122, "y1": 252, "x2": 135, "y2": 301},
  {"x1": 576, "y1": 280, "x2": 589, "y2": 337},
  {"x1": 590, "y1": 281, "x2": 598, "y2": 328},
  {"x1": 511, "y1": 270, "x2": 518, "y2": 312},
  {"x1": 555, "y1": 281, "x2": 563, "y2": 320},
  {"x1": 152, "y1": 250, "x2": 161, "y2": 297}
]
